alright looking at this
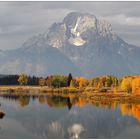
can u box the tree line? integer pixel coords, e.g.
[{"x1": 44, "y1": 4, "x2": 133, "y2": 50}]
[
  {"x1": 0, "y1": 73, "x2": 140, "y2": 93},
  {"x1": 0, "y1": 73, "x2": 73, "y2": 87},
  {"x1": 0, "y1": 74, "x2": 39, "y2": 85}
]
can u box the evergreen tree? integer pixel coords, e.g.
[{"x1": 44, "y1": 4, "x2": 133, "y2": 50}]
[{"x1": 67, "y1": 73, "x2": 73, "y2": 87}]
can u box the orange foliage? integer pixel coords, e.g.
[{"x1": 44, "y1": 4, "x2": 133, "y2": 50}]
[
  {"x1": 132, "y1": 76, "x2": 140, "y2": 94},
  {"x1": 75, "y1": 77, "x2": 89, "y2": 88},
  {"x1": 121, "y1": 76, "x2": 134, "y2": 93}
]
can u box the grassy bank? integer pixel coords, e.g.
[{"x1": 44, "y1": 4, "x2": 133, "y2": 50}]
[
  {"x1": 0, "y1": 86, "x2": 82, "y2": 95},
  {"x1": 80, "y1": 92, "x2": 140, "y2": 104},
  {"x1": 0, "y1": 86, "x2": 121, "y2": 94},
  {"x1": 0, "y1": 86, "x2": 140, "y2": 102}
]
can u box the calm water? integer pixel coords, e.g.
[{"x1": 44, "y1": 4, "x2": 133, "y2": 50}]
[{"x1": 0, "y1": 95, "x2": 140, "y2": 138}]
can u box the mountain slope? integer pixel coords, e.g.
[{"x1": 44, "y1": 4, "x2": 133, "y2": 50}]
[
  {"x1": 0, "y1": 43, "x2": 81, "y2": 76},
  {"x1": 0, "y1": 12, "x2": 140, "y2": 77}
]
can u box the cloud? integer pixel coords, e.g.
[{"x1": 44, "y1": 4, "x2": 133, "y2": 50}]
[
  {"x1": 0, "y1": 2, "x2": 140, "y2": 50},
  {"x1": 104, "y1": 14, "x2": 140, "y2": 26},
  {"x1": 0, "y1": 2, "x2": 71, "y2": 50}
]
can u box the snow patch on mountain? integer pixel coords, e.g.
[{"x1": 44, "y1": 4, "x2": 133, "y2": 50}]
[{"x1": 69, "y1": 36, "x2": 86, "y2": 46}]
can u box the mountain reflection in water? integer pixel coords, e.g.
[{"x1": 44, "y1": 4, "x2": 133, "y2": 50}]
[{"x1": 0, "y1": 94, "x2": 140, "y2": 138}]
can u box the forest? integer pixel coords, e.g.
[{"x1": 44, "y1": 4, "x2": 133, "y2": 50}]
[{"x1": 0, "y1": 73, "x2": 140, "y2": 94}]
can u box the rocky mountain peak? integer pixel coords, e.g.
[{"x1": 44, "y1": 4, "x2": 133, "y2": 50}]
[
  {"x1": 47, "y1": 12, "x2": 116, "y2": 48},
  {"x1": 22, "y1": 12, "x2": 116, "y2": 50},
  {"x1": 63, "y1": 12, "x2": 98, "y2": 33}
]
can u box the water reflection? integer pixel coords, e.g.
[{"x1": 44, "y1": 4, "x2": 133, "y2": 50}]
[
  {"x1": 1, "y1": 94, "x2": 140, "y2": 138},
  {"x1": 47, "y1": 121, "x2": 64, "y2": 138},
  {"x1": 68, "y1": 123, "x2": 85, "y2": 138},
  {"x1": 18, "y1": 96, "x2": 30, "y2": 107},
  {"x1": 1, "y1": 94, "x2": 140, "y2": 123},
  {"x1": 120, "y1": 104, "x2": 140, "y2": 122}
]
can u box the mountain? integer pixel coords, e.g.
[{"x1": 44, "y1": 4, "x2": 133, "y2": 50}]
[
  {"x1": 47, "y1": 12, "x2": 140, "y2": 77},
  {"x1": 0, "y1": 12, "x2": 140, "y2": 77},
  {"x1": 0, "y1": 39, "x2": 81, "y2": 76}
]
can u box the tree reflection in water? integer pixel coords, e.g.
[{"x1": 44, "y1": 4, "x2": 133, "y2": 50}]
[
  {"x1": 1, "y1": 94, "x2": 140, "y2": 122},
  {"x1": 18, "y1": 96, "x2": 30, "y2": 107},
  {"x1": 120, "y1": 104, "x2": 140, "y2": 122}
]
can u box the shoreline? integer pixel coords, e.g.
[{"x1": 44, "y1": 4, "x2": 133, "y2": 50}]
[
  {"x1": 0, "y1": 86, "x2": 140, "y2": 103},
  {"x1": 0, "y1": 85, "x2": 81, "y2": 94}
]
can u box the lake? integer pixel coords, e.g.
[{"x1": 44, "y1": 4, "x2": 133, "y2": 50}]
[{"x1": 0, "y1": 95, "x2": 140, "y2": 138}]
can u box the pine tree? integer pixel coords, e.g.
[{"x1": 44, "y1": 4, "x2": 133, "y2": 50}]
[{"x1": 67, "y1": 73, "x2": 73, "y2": 87}]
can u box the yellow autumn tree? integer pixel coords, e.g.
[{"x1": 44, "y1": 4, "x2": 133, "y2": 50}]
[
  {"x1": 18, "y1": 73, "x2": 28, "y2": 86},
  {"x1": 75, "y1": 77, "x2": 89, "y2": 88},
  {"x1": 70, "y1": 79, "x2": 77, "y2": 87},
  {"x1": 121, "y1": 76, "x2": 134, "y2": 93}
]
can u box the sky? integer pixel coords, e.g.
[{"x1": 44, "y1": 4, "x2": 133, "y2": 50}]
[{"x1": 0, "y1": 1, "x2": 140, "y2": 50}]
